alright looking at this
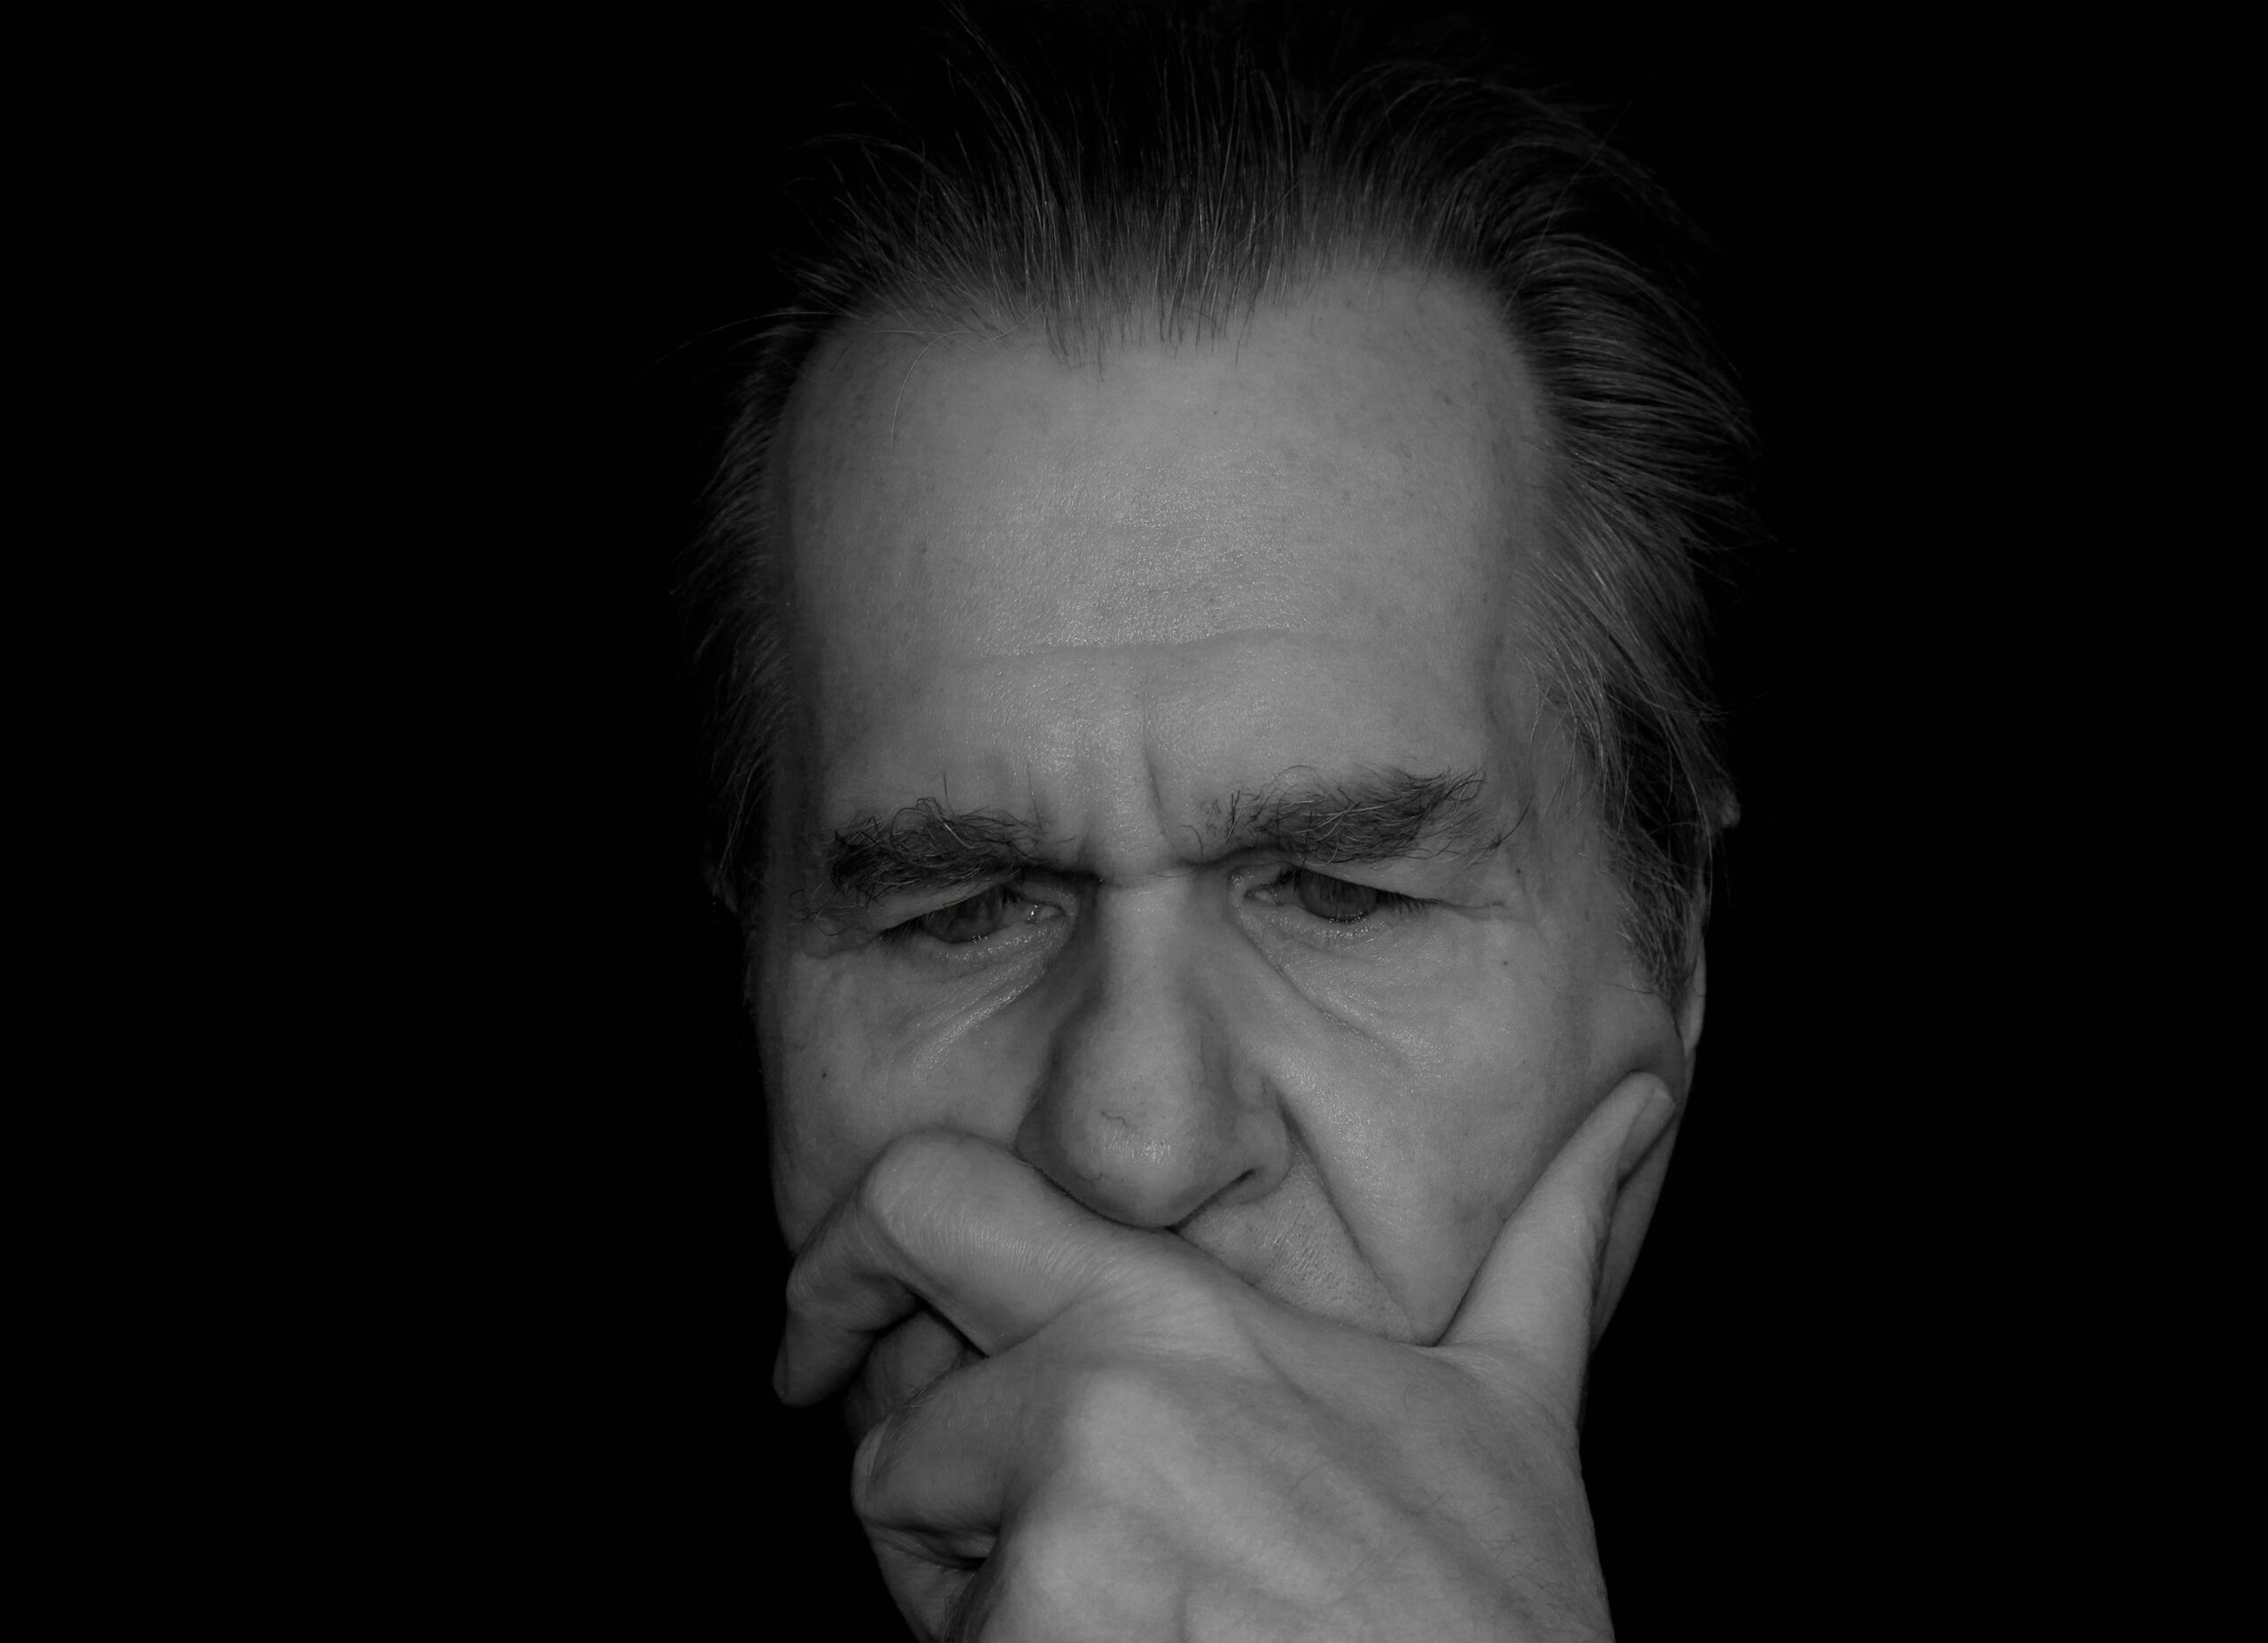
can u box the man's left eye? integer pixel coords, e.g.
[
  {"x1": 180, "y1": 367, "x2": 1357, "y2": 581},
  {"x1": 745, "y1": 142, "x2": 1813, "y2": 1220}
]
[{"x1": 1272, "y1": 868, "x2": 1418, "y2": 923}]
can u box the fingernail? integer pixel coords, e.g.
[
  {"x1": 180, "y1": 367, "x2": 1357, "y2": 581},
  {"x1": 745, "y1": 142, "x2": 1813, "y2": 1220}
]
[
  {"x1": 1618, "y1": 1080, "x2": 1676, "y2": 1175},
  {"x1": 772, "y1": 1342, "x2": 792, "y2": 1402}
]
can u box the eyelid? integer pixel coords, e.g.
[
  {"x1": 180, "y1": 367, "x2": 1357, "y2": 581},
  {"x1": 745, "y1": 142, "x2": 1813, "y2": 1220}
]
[
  {"x1": 1237, "y1": 857, "x2": 1416, "y2": 891},
  {"x1": 1239, "y1": 861, "x2": 1432, "y2": 918},
  {"x1": 862, "y1": 868, "x2": 1030, "y2": 921},
  {"x1": 877, "y1": 875, "x2": 1074, "y2": 949},
  {"x1": 874, "y1": 879, "x2": 1003, "y2": 918}
]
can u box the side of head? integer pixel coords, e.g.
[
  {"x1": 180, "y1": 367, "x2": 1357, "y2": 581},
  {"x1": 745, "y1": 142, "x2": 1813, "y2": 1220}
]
[{"x1": 682, "y1": 4, "x2": 1754, "y2": 1342}]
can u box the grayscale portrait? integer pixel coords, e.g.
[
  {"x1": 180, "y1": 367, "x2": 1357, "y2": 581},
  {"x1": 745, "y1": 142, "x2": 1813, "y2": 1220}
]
[
  {"x1": 675, "y1": 6, "x2": 1753, "y2": 1636},
  {"x1": 548, "y1": 4, "x2": 2259, "y2": 1639}
]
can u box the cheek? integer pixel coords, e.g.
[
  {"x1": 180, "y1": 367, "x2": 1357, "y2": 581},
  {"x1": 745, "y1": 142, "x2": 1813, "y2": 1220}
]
[
  {"x1": 1312, "y1": 952, "x2": 1604, "y2": 1337},
  {"x1": 761, "y1": 951, "x2": 1031, "y2": 1248},
  {"x1": 762, "y1": 961, "x2": 918, "y2": 1248},
  {"x1": 1374, "y1": 1074, "x2": 1577, "y2": 1333},
  {"x1": 765, "y1": 1042, "x2": 880, "y2": 1250}
]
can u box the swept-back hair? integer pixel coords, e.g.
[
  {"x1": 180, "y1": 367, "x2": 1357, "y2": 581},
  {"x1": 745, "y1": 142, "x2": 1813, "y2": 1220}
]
[{"x1": 683, "y1": 3, "x2": 1754, "y2": 1002}]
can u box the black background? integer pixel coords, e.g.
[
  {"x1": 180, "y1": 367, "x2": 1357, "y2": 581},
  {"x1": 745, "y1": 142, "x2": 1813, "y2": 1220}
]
[{"x1": 402, "y1": 8, "x2": 2263, "y2": 1637}]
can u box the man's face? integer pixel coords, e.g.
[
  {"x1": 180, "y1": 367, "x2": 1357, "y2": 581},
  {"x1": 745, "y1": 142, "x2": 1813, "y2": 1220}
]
[{"x1": 755, "y1": 270, "x2": 1697, "y2": 1347}]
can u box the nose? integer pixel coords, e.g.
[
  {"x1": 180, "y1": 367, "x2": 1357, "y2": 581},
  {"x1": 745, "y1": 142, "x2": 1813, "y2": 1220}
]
[{"x1": 1014, "y1": 889, "x2": 1289, "y2": 1229}]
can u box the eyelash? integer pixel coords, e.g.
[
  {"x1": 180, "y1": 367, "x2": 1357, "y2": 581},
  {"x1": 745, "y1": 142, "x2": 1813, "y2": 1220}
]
[
  {"x1": 877, "y1": 882, "x2": 1059, "y2": 947},
  {"x1": 1252, "y1": 866, "x2": 1425, "y2": 927},
  {"x1": 879, "y1": 867, "x2": 1425, "y2": 948}
]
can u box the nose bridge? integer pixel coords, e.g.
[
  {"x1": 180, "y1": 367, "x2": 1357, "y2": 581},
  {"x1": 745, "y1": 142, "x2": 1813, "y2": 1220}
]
[{"x1": 1016, "y1": 886, "x2": 1285, "y2": 1228}]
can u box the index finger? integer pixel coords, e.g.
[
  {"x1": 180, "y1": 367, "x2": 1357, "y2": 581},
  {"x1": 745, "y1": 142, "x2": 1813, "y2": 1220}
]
[{"x1": 773, "y1": 1128, "x2": 1153, "y2": 1406}]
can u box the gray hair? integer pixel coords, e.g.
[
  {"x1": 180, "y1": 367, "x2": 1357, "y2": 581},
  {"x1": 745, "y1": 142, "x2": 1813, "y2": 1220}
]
[{"x1": 684, "y1": 4, "x2": 1754, "y2": 1003}]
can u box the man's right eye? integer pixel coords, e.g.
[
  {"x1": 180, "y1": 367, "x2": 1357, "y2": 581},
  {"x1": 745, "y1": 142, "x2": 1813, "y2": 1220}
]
[{"x1": 887, "y1": 884, "x2": 1054, "y2": 946}]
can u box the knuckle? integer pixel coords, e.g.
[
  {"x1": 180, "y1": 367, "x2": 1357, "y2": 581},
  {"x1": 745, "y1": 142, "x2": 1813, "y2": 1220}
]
[
  {"x1": 780, "y1": 1247, "x2": 827, "y2": 1317},
  {"x1": 849, "y1": 1417, "x2": 897, "y2": 1520},
  {"x1": 849, "y1": 1371, "x2": 954, "y2": 1524}
]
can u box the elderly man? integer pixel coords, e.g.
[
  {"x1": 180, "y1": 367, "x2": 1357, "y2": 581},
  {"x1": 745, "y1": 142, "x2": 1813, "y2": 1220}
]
[{"x1": 685, "y1": 7, "x2": 1752, "y2": 1636}]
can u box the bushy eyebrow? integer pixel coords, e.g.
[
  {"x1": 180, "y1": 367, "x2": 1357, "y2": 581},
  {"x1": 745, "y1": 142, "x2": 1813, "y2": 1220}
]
[
  {"x1": 817, "y1": 767, "x2": 1506, "y2": 909},
  {"x1": 1209, "y1": 766, "x2": 1507, "y2": 865},
  {"x1": 821, "y1": 798, "x2": 1049, "y2": 904}
]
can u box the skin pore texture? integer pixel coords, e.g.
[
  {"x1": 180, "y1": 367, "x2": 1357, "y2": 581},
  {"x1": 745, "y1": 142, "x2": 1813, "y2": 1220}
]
[{"x1": 755, "y1": 267, "x2": 1704, "y2": 1420}]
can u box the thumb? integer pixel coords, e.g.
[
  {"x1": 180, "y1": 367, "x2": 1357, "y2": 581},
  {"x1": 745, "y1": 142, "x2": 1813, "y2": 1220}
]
[{"x1": 1441, "y1": 1072, "x2": 1677, "y2": 1395}]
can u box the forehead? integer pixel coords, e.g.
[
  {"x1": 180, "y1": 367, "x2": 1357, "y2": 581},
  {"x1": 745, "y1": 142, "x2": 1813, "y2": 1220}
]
[{"x1": 775, "y1": 269, "x2": 1556, "y2": 848}]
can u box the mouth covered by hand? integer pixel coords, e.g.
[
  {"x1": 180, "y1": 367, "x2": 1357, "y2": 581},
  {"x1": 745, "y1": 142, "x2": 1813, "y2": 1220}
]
[{"x1": 773, "y1": 1075, "x2": 1675, "y2": 1643}]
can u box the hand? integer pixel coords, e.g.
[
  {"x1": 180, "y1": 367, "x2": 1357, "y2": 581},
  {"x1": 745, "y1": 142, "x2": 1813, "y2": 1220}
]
[{"x1": 773, "y1": 1073, "x2": 1678, "y2": 1642}]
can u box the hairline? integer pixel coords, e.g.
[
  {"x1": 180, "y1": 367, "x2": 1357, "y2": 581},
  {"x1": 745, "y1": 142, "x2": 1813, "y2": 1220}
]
[{"x1": 687, "y1": 29, "x2": 1746, "y2": 1013}]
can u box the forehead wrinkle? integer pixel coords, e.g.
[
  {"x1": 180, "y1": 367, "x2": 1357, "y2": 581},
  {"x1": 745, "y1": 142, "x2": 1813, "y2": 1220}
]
[
  {"x1": 788, "y1": 278, "x2": 1532, "y2": 666},
  {"x1": 968, "y1": 626, "x2": 1300, "y2": 666},
  {"x1": 774, "y1": 273, "x2": 1564, "y2": 906}
]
